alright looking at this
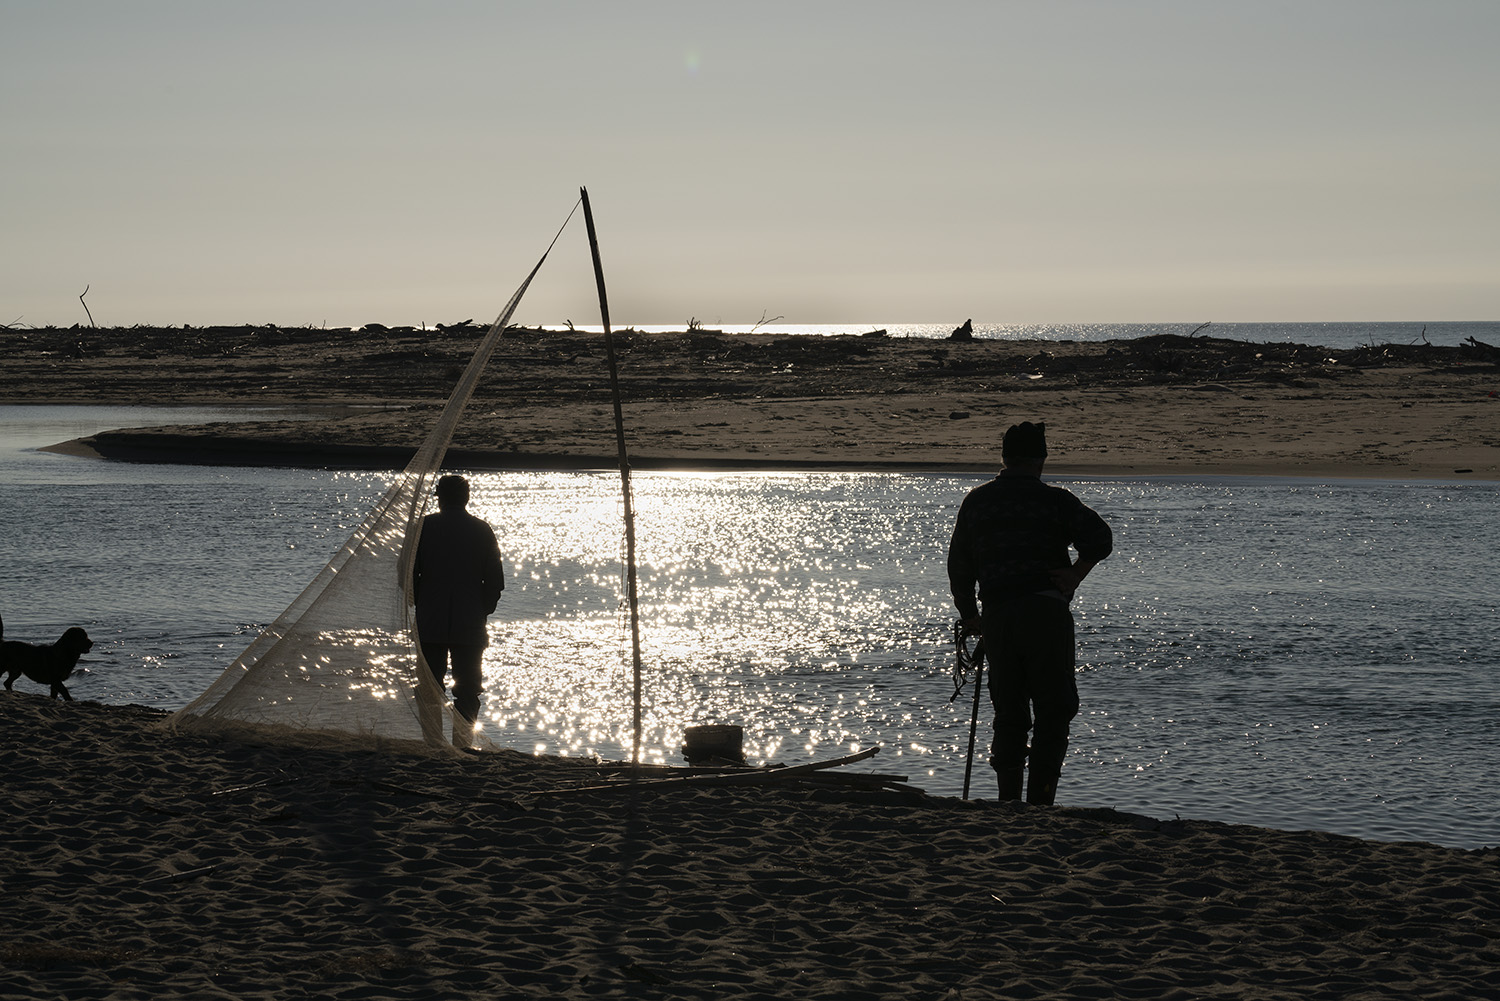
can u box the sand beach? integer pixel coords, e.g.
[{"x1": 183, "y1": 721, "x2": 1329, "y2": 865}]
[
  {"x1": 4, "y1": 324, "x2": 1500, "y2": 998},
  {"x1": 3, "y1": 695, "x2": 1499, "y2": 1000}
]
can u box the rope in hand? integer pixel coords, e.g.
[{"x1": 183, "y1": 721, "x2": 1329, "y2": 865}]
[{"x1": 949, "y1": 620, "x2": 985, "y2": 704}]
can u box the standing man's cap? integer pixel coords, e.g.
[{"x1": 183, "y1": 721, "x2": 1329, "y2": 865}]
[{"x1": 1002, "y1": 421, "x2": 1048, "y2": 460}]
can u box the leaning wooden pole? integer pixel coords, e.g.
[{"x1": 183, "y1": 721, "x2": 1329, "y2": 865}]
[{"x1": 580, "y1": 186, "x2": 646, "y2": 762}]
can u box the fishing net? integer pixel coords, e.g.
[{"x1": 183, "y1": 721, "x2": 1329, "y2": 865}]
[{"x1": 170, "y1": 236, "x2": 565, "y2": 753}]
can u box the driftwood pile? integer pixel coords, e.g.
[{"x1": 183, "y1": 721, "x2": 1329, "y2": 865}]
[{"x1": 5, "y1": 323, "x2": 1497, "y2": 408}]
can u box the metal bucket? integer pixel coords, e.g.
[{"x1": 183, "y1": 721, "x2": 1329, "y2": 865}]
[{"x1": 681, "y1": 724, "x2": 746, "y2": 766}]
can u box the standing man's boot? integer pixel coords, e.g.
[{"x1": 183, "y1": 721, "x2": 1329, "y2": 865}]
[
  {"x1": 995, "y1": 766, "x2": 1024, "y2": 800},
  {"x1": 1026, "y1": 775, "x2": 1058, "y2": 806},
  {"x1": 1026, "y1": 759, "x2": 1062, "y2": 804}
]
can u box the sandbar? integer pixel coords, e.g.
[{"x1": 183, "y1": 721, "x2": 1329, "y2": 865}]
[{"x1": 7, "y1": 324, "x2": 1497, "y2": 480}]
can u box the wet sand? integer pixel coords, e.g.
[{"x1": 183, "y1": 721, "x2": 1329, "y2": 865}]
[{"x1": 9, "y1": 323, "x2": 1499, "y2": 479}]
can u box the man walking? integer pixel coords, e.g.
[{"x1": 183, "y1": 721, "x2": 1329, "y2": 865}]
[
  {"x1": 413, "y1": 474, "x2": 505, "y2": 736},
  {"x1": 947, "y1": 422, "x2": 1112, "y2": 805}
]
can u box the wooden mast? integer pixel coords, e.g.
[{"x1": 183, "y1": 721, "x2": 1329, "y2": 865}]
[{"x1": 579, "y1": 186, "x2": 646, "y2": 763}]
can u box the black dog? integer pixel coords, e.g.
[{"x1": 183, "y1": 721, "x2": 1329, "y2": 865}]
[{"x1": 1, "y1": 615, "x2": 94, "y2": 702}]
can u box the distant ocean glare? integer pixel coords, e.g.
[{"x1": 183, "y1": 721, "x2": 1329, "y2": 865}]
[{"x1": 551, "y1": 320, "x2": 1500, "y2": 351}]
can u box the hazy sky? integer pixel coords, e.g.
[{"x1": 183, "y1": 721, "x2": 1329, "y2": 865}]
[{"x1": 4, "y1": 1, "x2": 1497, "y2": 328}]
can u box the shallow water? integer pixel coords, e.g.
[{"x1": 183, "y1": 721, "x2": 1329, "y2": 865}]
[{"x1": 2, "y1": 405, "x2": 1497, "y2": 849}]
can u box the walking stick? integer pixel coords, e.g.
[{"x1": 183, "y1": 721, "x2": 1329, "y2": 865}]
[{"x1": 955, "y1": 623, "x2": 986, "y2": 800}]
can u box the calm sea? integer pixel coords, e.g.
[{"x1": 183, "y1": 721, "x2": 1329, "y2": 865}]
[
  {"x1": 558, "y1": 320, "x2": 1500, "y2": 350},
  {"x1": 3, "y1": 395, "x2": 1498, "y2": 851}
]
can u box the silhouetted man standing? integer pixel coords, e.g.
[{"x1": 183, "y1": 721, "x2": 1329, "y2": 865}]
[
  {"x1": 947, "y1": 422, "x2": 1112, "y2": 805},
  {"x1": 413, "y1": 474, "x2": 504, "y2": 730}
]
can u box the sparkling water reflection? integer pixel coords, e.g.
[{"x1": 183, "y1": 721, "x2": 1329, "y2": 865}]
[
  {"x1": 3, "y1": 406, "x2": 1498, "y2": 848},
  {"x1": 471, "y1": 472, "x2": 952, "y2": 771}
]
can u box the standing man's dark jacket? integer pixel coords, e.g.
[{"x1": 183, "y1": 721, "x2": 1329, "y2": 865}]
[
  {"x1": 947, "y1": 472, "x2": 1113, "y2": 617},
  {"x1": 413, "y1": 509, "x2": 505, "y2": 648}
]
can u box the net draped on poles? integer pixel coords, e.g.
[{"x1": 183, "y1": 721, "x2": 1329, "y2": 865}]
[{"x1": 170, "y1": 227, "x2": 568, "y2": 751}]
